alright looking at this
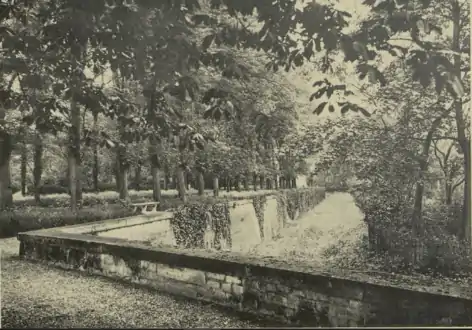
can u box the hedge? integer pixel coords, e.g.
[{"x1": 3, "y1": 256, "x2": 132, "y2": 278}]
[
  {"x1": 0, "y1": 205, "x2": 136, "y2": 238},
  {"x1": 3, "y1": 190, "x2": 280, "y2": 239}
]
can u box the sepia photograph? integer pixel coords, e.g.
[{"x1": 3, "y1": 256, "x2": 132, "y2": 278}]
[{"x1": 0, "y1": 0, "x2": 470, "y2": 327}]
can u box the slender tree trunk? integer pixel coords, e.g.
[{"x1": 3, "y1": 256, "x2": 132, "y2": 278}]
[
  {"x1": 33, "y1": 135, "x2": 43, "y2": 204},
  {"x1": 149, "y1": 139, "x2": 161, "y2": 202},
  {"x1": 116, "y1": 152, "x2": 129, "y2": 201},
  {"x1": 235, "y1": 174, "x2": 241, "y2": 191},
  {"x1": 452, "y1": 1, "x2": 471, "y2": 247},
  {"x1": 176, "y1": 164, "x2": 187, "y2": 202},
  {"x1": 151, "y1": 166, "x2": 161, "y2": 201},
  {"x1": 20, "y1": 132, "x2": 27, "y2": 196},
  {"x1": 213, "y1": 175, "x2": 219, "y2": 197},
  {"x1": 92, "y1": 113, "x2": 99, "y2": 192},
  {"x1": 163, "y1": 171, "x2": 168, "y2": 190},
  {"x1": 292, "y1": 177, "x2": 297, "y2": 189},
  {"x1": 68, "y1": 96, "x2": 82, "y2": 212},
  {"x1": 253, "y1": 173, "x2": 258, "y2": 191},
  {"x1": 134, "y1": 163, "x2": 142, "y2": 191},
  {"x1": 197, "y1": 170, "x2": 205, "y2": 196},
  {"x1": 226, "y1": 176, "x2": 230, "y2": 192},
  {"x1": 259, "y1": 175, "x2": 264, "y2": 190},
  {"x1": 243, "y1": 174, "x2": 249, "y2": 190},
  {"x1": 0, "y1": 76, "x2": 16, "y2": 210},
  {"x1": 0, "y1": 130, "x2": 13, "y2": 211},
  {"x1": 445, "y1": 182, "x2": 453, "y2": 205}
]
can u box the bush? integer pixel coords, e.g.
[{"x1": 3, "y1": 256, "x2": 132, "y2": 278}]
[
  {"x1": 0, "y1": 204, "x2": 135, "y2": 238},
  {"x1": 352, "y1": 185, "x2": 470, "y2": 276},
  {"x1": 25, "y1": 184, "x2": 69, "y2": 195}
]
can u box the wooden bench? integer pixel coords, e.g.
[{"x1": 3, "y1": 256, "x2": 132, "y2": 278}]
[{"x1": 131, "y1": 202, "x2": 160, "y2": 214}]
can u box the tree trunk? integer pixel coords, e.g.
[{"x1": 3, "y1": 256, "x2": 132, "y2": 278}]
[
  {"x1": 452, "y1": 2, "x2": 471, "y2": 247},
  {"x1": 226, "y1": 176, "x2": 230, "y2": 192},
  {"x1": 445, "y1": 182, "x2": 453, "y2": 205},
  {"x1": 134, "y1": 163, "x2": 142, "y2": 191},
  {"x1": 20, "y1": 135, "x2": 27, "y2": 196},
  {"x1": 259, "y1": 175, "x2": 264, "y2": 190},
  {"x1": 149, "y1": 138, "x2": 161, "y2": 202},
  {"x1": 163, "y1": 172, "x2": 168, "y2": 190},
  {"x1": 197, "y1": 171, "x2": 204, "y2": 196},
  {"x1": 0, "y1": 131, "x2": 13, "y2": 211},
  {"x1": 68, "y1": 96, "x2": 82, "y2": 212},
  {"x1": 253, "y1": 173, "x2": 258, "y2": 191},
  {"x1": 92, "y1": 113, "x2": 99, "y2": 192},
  {"x1": 116, "y1": 154, "x2": 129, "y2": 201},
  {"x1": 292, "y1": 177, "x2": 297, "y2": 189},
  {"x1": 213, "y1": 175, "x2": 219, "y2": 197},
  {"x1": 410, "y1": 113, "x2": 449, "y2": 265},
  {"x1": 33, "y1": 135, "x2": 43, "y2": 204},
  {"x1": 243, "y1": 174, "x2": 249, "y2": 190},
  {"x1": 176, "y1": 164, "x2": 187, "y2": 202},
  {"x1": 151, "y1": 166, "x2": 161, "y2": 202},
  {"x1": 235, "y1": 174, "x2": 241, "y2": 191},
  {"x1": 274, "y1": 176, "x2": 279, "y2": 189}
]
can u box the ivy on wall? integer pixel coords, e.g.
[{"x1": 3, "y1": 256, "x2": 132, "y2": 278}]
[
  {"x1": 171, "y1": 200, "x2": 231, "y2": 249},
  {"x1": 171, "y1": 188, "x2": 326, "y2": 250},
  {"x1": 252, "y1": 195, "x2": 267, "y2": 238}
]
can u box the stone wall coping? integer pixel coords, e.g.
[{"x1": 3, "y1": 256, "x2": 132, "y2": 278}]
[
  {"x1": 17, "y1": 230, "x2": 472, "y2": 303},
  {"x1": 28, "y1": 212, "x2": 174, "y2": 235}
]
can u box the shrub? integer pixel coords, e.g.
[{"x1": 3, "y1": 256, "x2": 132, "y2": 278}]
[{"x1": 25, "y1": 184, "x2": 69, "y2": 195}]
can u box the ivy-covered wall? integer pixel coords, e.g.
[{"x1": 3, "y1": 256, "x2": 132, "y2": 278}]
[{"x1": 171, "y1": 188, "x2": 325, "y2": 250}]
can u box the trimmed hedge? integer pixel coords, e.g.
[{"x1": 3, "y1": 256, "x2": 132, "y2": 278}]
[
  {"x1": 0, "y1": 205, "x2": 136, "y2": 238},
  {"x1": 4, "y1": 190, "x2": 280, "y2": 239}
]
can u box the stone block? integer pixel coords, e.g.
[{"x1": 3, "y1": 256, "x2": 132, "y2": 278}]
[
  {"x1": 232, "y1": 284, "x2": 244, "y2": 296},
  {"x1": 140, "y1": 260, "x2": 158, "y2": 280},
  {"x1": 222, "y1": 283, "x2": 232, "y2": 293},
  {"x1": 276, "y1": 283, "x2": 292, "y2": 294},
  {"x1": 206, "y1": 280, "x2": 221, "y2": 290},
  {"x1": 266, "y1": 293, "x2": 288, "y2": 307},
  {"x1": 225, "y1": 275, "x2": 242, "y2": 284},
  {"x1": 305, "y1": 290, "x2": 330, "y2": 302},
  {"x1": 265, "y1": 283, "x2": 277, "y2": 292},
  {"x1": 206, "y1": 272, "x2": 226, "y2": 282},
  {"x1": 157, "y1": 263, "x2": 206, "y2": 285}
]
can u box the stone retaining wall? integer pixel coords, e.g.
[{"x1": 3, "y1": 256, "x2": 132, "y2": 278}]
[{"x1": 18, "y1": 231, "x2": 472, "y2": 327}]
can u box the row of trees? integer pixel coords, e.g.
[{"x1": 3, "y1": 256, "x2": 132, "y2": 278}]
[{"x1": 0, "y1": 0, "x2": 470, "y2": 260}]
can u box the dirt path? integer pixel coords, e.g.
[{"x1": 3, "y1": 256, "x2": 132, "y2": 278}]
[
  {"x1": 248, "y1": 192, "x2": 367, "y2": 267},
  {"x1": 0, "y1": 238, "x2": 272, "y2": 328}
]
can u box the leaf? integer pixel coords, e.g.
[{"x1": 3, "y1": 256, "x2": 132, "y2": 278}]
[
  {"x1": 310, "y1": 86, "x2": 327, "y2": 101},
  {"x1": 359, "y1": 107, "x2": 371, "y2": 117},
  {"x1": 434, "y1": 74, "x2": 444, "y2": 95},
  {"x1": 340, "y1": 104, "x2": 350, "y2": 114},
  {"x1": 202, "y1": 34, "x2": 215, "y2": 49},
  {"x1": 313, "y1": 101, "x2": 327, "y2": 115},
  {"x1": 303, "y1": 40, "x2": 314, "y2": 59},
  {"x1": 448, "y1": 74, "x2": 465, "y2": 98},
  {"x1": 353, "y1": 41, "x2": 369, "y2": 60}
]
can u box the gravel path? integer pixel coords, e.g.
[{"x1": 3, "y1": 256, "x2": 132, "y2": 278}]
[{"x1": 0, "y1": 238, "x2": 274, "y2": 328}]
